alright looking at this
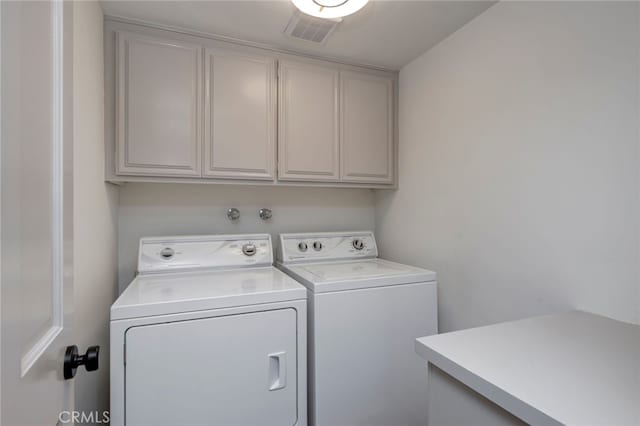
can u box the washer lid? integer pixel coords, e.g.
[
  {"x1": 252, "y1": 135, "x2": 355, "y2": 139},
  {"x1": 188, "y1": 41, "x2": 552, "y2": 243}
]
[
  {"x1": 278, "y1": 258, "x2": 436, "y2": 293},
  {"x1": 111, "y1": 267, "x2": 306, "y2": 320}
]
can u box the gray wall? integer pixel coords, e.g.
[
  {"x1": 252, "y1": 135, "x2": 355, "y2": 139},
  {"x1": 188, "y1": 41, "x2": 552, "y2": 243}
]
[
  {"x1": 376, "y1": 1, "x2": 640, "y2": 332},
  {"x1": 73, "y1": 0, "x2": 119, "y2": 416},
  {"x1": 118, "y1": 184, "x2": 375, "y2": 291}
]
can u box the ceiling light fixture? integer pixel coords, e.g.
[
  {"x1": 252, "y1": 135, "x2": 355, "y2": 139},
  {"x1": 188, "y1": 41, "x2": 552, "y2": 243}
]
[{"x1": 291, "y1": 0, "x2": 369, "y2": 19}]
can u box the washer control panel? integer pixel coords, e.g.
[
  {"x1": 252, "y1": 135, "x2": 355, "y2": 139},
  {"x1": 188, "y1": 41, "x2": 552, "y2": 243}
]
[
  {"x1": 279, "y1": 231, "x2": 378, "y2": 263},
  {"x1": 138, "y1": 234, "x2": 272, "y2": 274}
]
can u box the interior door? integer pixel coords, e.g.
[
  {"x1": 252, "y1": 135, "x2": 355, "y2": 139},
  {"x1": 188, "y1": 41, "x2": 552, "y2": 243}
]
[
  {"x1": 125, "y1": 309, "x2": 298, "y2": 426},
  {"x1": 1, "y1": 1, "x2": 75, "y2": 424}
]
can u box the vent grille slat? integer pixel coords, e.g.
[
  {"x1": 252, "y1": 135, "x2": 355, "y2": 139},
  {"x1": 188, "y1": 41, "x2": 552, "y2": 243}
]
[{"x1": 284, "y1": 10, "x2": 341, "y2": 44}]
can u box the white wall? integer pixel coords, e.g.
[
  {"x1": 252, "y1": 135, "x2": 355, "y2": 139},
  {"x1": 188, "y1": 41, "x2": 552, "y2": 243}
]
[
  {"x1": 118, "y1": 184, "x2": 375, "y2": 290},
  {"x1": 376, "y1": 1, "x2": 640, "y2": 332},
  {"x1": 73, "y1": 1, "x2": 119, "y2": 415}
]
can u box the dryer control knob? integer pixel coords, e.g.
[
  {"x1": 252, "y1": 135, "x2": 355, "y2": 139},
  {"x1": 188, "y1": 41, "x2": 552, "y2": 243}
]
[
  {"x1": 242, "y1": 243, "x2": 257, "y2": 256},
  {"x1": 352, "y1": 239, "x2": 365, "y2": 250},
  {"x1": 160, "y1": 247, "x2": 175, "y2": 259},
  {"x1": 313, "y1": 241, "x2": 323, "y2": 251},
  {"x1": 298, "y1": 242, "x2": 308, "y2": 252}
]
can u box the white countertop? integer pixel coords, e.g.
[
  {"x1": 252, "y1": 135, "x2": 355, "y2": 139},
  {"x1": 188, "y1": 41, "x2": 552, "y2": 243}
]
[{"x1": 415, "y1": 311, "x2": 640, "y2": 426}]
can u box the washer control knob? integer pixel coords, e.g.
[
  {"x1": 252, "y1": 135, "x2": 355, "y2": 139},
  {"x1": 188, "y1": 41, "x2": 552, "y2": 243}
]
[
  {"x1": 352, "y1": 239, "x2": 365, "y2": 251},
  {"x1": 160, "y1": 247, "x2": 175, "y2": 259},
  {"x1": 227, "y1": 208, "x2": 240, "y2": 221},
  {"x1": 242, "y1": 243, "x2": 257, "y2": 257},
  {"x1": 313, "y1": 241, "x2": 323, "y2": 251},
  {"x1": 259, "y1": 208, "x2": 272, "y2": 220},
  {"x1": 298, "y1": 242, "x2": 308, "y2": 252}
]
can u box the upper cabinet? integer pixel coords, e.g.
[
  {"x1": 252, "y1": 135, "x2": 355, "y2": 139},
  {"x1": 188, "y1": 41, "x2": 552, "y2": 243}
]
[
  {"x1": 204, "y1": 49, "x2": 276, "y2": 180},
  {"x1": 277, "y1": 62, "x2": 394, "y2": 184},
  {"x1": 340, "y1": 71, "x2": 394, "y2": 184},
  {"x1": 278, "y1": 61, "x2": 340, "y2": 182},
  {"x1": 107, "y1": 24, "x2": 397, "y2": 188},
  {"x1": 116, "y1": 31, "x2": 202, "y2": 177}
]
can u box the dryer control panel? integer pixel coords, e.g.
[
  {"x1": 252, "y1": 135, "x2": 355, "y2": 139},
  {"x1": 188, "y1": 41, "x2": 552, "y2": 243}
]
[
  {"x1": 138, "y1": 234, "x2": 272, "y2": 274},
  {"x1": 278, "y1": 231, "x2": 378, "y2": 264}
]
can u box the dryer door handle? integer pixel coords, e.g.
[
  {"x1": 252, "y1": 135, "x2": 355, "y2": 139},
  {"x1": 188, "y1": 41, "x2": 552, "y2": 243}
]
[{"x1": 268, "y1": 351, "x2": 287, "y2": 391}]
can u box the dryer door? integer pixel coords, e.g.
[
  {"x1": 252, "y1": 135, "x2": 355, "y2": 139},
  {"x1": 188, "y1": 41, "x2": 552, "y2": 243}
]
[{"x1": 125, "y1": 308, "x2": 298, "y2": 425}]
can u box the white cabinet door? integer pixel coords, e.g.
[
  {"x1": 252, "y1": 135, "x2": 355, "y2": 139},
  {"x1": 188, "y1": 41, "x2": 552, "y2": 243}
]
[
  {"x1": 278, "y1": 61, "x2": 340, "y2": 181},
  {"x1": 204, "y1": 49, "x2": 276, "y2": 180},
  {"x1": 125, "y1": 309, "x2": 298, "y2": 426},
  {"x1": 116, "y1": 32, "x2": 202, "y2": 177},
  {"x1": 340, "y1": 71, "x2": 394, "y2": 184}
]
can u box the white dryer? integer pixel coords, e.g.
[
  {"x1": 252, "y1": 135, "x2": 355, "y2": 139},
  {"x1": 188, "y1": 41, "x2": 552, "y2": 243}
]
[
  {"x1": 277, "y1": 231, "x2": 437, "y2": 426},
  {"x1": 110, "y1": 234, "x2": 307, "y2": 426}
]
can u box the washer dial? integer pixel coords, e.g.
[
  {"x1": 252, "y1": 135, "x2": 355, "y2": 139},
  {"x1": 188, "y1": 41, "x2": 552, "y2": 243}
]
[{"x1": 313, "y1": 241, "x2": 323, "y2": 251}]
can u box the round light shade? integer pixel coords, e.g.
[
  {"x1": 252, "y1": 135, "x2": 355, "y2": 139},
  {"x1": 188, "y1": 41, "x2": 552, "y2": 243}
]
[{"x1": 292, "y1": 0, "x2": 370, "y2": 19}]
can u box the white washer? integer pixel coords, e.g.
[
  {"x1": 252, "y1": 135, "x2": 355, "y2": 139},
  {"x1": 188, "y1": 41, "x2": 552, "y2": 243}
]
[
  {"x1": 110, "y1": 234, "x2": 307, "y2": 426},
  {"x1": 277, "y1": 231, "x2": 437, "y2": 426}
]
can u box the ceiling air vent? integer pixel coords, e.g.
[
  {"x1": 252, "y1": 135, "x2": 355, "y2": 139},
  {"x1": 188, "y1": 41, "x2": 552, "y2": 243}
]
[{"x1": 284, "y1": 10, "x2": 341, "y2": 44}]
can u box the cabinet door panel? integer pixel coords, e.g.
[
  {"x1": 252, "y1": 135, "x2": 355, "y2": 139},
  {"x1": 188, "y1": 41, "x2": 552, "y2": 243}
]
[
  {"x1": 204, "y1": 50, "x2": 276, "y2": 180},
  {"x1": 278, "y1": 61, "x2": 339, "y2": 181},
  {"x1": 340, "y1": 72, "x2": 394, "y2": 183},
  {"x1": 116, "y1": 32, "x2": 201, "y2": 176}
]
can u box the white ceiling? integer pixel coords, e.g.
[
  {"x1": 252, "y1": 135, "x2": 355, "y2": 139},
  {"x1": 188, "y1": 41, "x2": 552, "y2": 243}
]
[{"x1": 100, "y1": 0, "x2": 495, "y2": 70}]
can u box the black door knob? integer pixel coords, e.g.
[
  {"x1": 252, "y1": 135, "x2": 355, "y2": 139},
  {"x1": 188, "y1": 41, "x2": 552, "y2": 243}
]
[{"x1": 64, "y1": 345, "x2": 99, "y2": 380}]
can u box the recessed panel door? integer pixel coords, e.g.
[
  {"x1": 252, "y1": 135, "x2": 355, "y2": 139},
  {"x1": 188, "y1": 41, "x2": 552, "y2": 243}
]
[
  {"x1": 278, "y1": 61, "x2": 339, "y2": 181},
  {"x1": 204, "y1": 49, "x2": 276, "y2": 180},
  {"x1": 125, "y1": 309, "x2": 298, "y2": 426},
  {"x1": 115, "y1": 31, "x2": 202, "y2": 177},
  {"x1": 340, "y1": 71, "x2": 394, "y2": 184},
  {"x1": 1, "y1": 1, "x2": 75, "y2": 423}
]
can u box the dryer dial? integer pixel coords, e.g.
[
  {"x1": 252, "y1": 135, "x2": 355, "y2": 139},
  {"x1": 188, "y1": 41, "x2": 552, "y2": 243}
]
[
  {"x1": 160, "y1": 247, "x2": 175, "y2": 259},
  {"x1": 352, "y1": 239, "x2": 365, "y2": 251},
  {"x1": 242, "y1": 243, "x2": 257, "y2": 256}
]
